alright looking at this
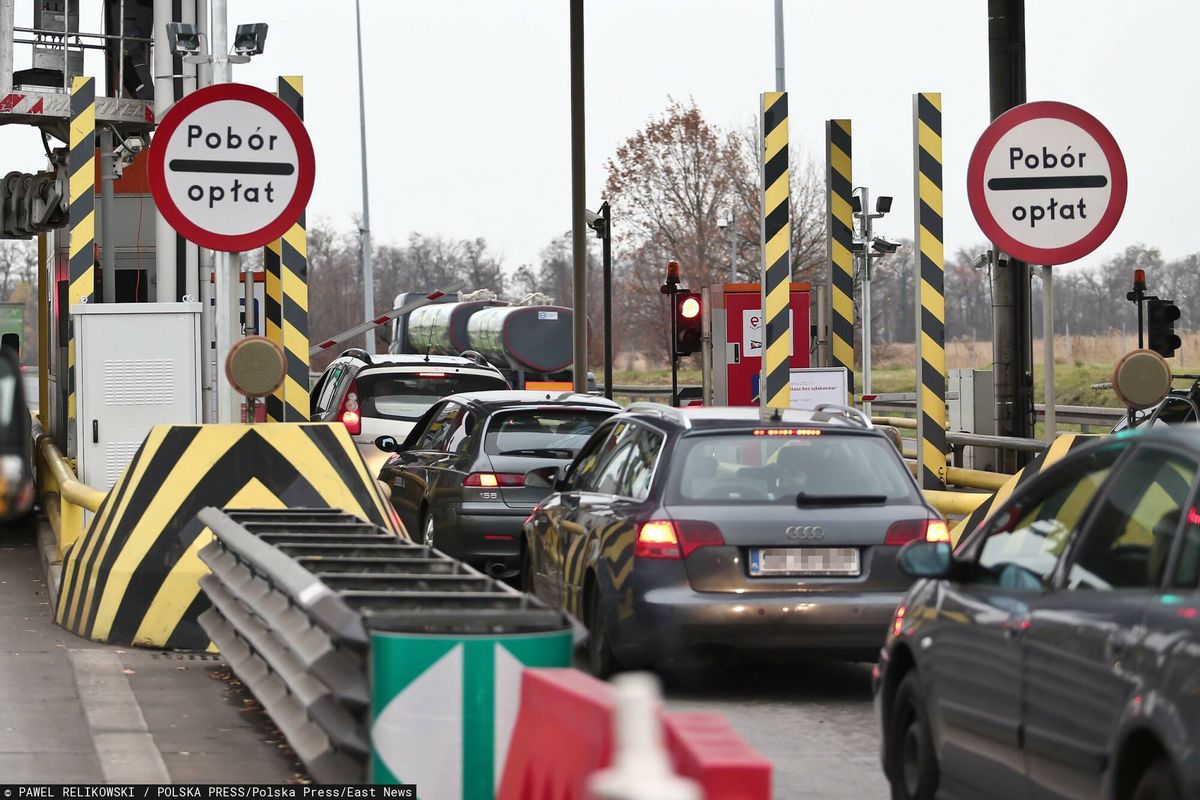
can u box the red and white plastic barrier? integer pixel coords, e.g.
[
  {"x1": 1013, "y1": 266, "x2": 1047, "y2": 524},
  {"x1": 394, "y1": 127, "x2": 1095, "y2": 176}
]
[{"x1": 496, "y1": 669, "x2": 772, "y2": 800}]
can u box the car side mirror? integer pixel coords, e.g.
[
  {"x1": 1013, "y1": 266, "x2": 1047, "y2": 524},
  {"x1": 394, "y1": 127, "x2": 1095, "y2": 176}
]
[
  {"x1": 525, "y1": 465, "x2": 562, "y2": 490},
  {"x1": 898, "y1": 541, "x2": 953, "y2": 579},
  {"x1": 375, "y1": 435, "x2": 399, "y2": 453}
]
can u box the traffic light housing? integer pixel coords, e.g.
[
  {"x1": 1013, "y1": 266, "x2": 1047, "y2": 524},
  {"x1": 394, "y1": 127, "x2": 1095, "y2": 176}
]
[
  {"x1": 1148, "y1": 298, "x2": 1182, "y2": 358},
  {"x1": 674, "y1": 290, "x2": 702, "y2": 356}
]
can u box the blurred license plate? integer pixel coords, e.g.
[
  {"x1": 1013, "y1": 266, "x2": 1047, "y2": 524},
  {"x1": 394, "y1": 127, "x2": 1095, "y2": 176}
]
[{"x1": 750, "y1": 547, "x2": 860, "y2": 576}]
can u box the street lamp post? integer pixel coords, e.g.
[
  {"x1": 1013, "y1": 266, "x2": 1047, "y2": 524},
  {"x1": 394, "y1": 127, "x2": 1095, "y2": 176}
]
[
  {"x1": 851, "y1": 187, "x2": 896, "y2": 419},
  {"x1": 355, "y1": 0, "x2": 376, "y2": 353}
]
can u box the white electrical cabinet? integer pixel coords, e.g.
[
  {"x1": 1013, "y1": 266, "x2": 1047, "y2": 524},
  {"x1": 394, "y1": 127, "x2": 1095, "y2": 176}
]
[{"x1": 72, "y1": 303, "x2": 203, "y2": 491}]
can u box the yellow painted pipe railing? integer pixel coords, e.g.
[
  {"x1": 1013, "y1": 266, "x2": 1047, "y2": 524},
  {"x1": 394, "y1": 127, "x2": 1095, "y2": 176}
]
[
  {"x1": 905, "y1": 459, "x2": 1010, "y2": 492},
  {"x1": 924, "y1": 489, "x2": 989, "y2": 518},
  {"x1": 872, "y1": 416, "x2": 918, "y2": 430},
  {"x1": 32, "y1": 414, "x2": 106, "y2": 558}
]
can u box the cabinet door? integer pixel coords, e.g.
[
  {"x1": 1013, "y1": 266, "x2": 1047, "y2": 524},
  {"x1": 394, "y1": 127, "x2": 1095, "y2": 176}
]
[{"x1": 78, "y1": 309, "x2": 200, "y2": 491}]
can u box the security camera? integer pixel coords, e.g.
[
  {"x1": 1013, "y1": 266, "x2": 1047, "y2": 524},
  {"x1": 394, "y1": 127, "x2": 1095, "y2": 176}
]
[
  {"x1": 584, "y1": 207, "x2": 607, "y2": 239},
  {"x1": 871, "y1": 236, "x2": 900, "y2": 254},
  {"x1": 124, "y1": 136, "x2": 145, "y2": 154},
  {"x1": 972, "y1": 251, "x2": 992, "y2": 270}
]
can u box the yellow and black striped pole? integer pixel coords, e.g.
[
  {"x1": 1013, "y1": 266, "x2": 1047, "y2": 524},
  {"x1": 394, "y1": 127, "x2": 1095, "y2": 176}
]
[
  {"x1": 760, "y1": 91, "x2": 791, "y2": 411},
  {"x1": 265, "y1": 76, "x2": 310, "y2": 422},
  {"x1": 914, "y1": 92, "x2": 946, "y2": 489},
  {"x1": 67, "y1": 76, "x2": 96, "y2": 453},
  {"x1": 825, "y1": 119, "x2": 854, "y2": 395}
]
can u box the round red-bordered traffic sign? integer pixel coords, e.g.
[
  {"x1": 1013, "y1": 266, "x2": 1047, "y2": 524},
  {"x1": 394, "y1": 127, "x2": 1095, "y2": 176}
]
[
  {"x1": 148, "y1": 82, "x2": 315, "y2": 252},
  {"x1": 967, "y1": 101, "x2": 1126, "y2": 266}
]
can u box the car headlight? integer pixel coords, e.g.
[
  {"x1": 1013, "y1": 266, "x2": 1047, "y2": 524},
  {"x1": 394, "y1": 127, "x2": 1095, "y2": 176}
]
[{"x1": 0, "y1": 454, "x2": 23, "y2": 483}]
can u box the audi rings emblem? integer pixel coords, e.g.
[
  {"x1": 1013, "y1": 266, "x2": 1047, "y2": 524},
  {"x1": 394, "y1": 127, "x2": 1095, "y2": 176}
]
[{"x1": 785, "y1": 525, "x2": 825, "y2": 540}]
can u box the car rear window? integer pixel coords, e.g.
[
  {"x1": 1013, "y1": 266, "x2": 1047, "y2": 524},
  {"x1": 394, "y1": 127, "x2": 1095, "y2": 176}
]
[
  {"x1": 484, "y1": 408, "x2": 613, "y2": 457},
  {"x1": 356, "y1": 371, "x2": 507, "y2": 421},
  {"x1": 667, "y1": 430, "x2": 919, "y2": 505}
]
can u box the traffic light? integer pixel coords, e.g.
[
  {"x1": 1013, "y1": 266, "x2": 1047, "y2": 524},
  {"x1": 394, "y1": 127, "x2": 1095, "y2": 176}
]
[
  {"x1": 674, "y1": 290, "x2": 702, "y2": 356},
  {"x1": 1148, "y1": 298, "x2": 1182, "y2": 358},
  {"x1": 0, "y1": 169, "x2": 65, "y2": 239}
]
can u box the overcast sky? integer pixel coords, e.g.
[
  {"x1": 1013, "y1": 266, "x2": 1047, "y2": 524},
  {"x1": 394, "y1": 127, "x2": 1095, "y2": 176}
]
[{"x1": 4, "y1": 0, "x2": 1196, "y2": 281}]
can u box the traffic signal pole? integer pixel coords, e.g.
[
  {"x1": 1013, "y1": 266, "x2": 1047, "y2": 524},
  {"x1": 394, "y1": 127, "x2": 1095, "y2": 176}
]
[{"x1": 988, "y1": 0, "x2": 1035, "y2": 461}]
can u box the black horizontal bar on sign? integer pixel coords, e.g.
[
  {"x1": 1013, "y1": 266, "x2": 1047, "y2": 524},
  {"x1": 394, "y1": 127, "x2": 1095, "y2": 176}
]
[
  {"x1": 168, "y1": 159, "x2": 295, "y2": 175},
  {"x1": 987, "y1": 175, "x2": 1107, "y2": 191}
]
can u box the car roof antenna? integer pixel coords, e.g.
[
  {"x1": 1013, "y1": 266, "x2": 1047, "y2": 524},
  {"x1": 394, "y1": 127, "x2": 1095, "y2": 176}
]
[
  {"x1": 424, "y1": 342, "x2": 432, "y2": 363},
  {"x1": 770, "y1": 407, "x2": 782, "y2": 422}
]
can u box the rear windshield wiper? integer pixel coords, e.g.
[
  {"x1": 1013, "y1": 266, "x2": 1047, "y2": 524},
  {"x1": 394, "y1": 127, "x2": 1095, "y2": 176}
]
[
  {"x1": 796, "y1": 492, "x2": 888, "y2": 507},
  {"x1": 498, "y1": 448, "x2": 575, "y2": 458}
]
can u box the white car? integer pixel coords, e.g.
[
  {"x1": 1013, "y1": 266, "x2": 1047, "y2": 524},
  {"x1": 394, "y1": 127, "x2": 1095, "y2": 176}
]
[{"x1": 310, "y1": 349, "x2": 510, "y2": 472}]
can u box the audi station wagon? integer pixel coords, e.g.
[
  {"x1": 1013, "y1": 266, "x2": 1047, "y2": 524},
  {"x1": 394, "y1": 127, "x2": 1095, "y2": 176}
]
[{"x1": 521, "y1": 403, "x2": 945, "y2": 675}]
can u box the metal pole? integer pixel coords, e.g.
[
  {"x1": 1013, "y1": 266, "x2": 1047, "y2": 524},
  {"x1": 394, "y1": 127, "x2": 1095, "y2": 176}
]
[
  {"x1": 729, "y1": 209, "x2": 737, "y2": 281},
  {"x1": 700, "y1": 285, "x2": 713, "y2": 405},
  {"x1": 670, "y1": 287, "x2": 679, "y2": 408},
  {"x1": 601, "y1": 201, "x2": 612, "y2": 400},
  {"x1": 196, "y1": 0, "x2": 214, "y2": 421},
  {"x1": 569, "y1": 0, "x2": 587, "y2": 394},
  {"x1": 117, "y1": 0, "x2": 125, "y2": 98},
  {"x1": 773, "y1": 0, "x2": 785, "y2": 92},
  {"x1": 988, "y1": 0, "x2": 1032, "y2": 461},
  {"x1": 181, "y1": 0, "x2": 198, "y2": 303},
  {"x1": 860, "y1": 188, "x2": 872, "y2": 418},
  {"x1": 815, "y1": 283, "x2": 829, "y2": 366},
  {"x1": 99, "y1": 127, "x2": 116, "y2": 303},
  {"x1": 1042, "y1": 266, "x2": 1055, "y2": 444},
  {"x1": 355, "y1": 0, "x2": 375, "y2": 353},
  {"x1": 152, "y1": 0, "x2": 176, "y2": 302},
  {"x1": 211, "y1": 0, "x2": 238, "y2": 422},
  {"x1": 1, "y1": 0, "x2": 14, "y2": 96}
]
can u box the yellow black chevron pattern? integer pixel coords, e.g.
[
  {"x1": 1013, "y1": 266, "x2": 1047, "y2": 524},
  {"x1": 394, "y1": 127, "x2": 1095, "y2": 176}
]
[
  {"x1": 56, "y1": 423, "x2": 402, "y2": 648},
  {"x1": 761, "y1": 92, "x2": 791, "y2": 410}
]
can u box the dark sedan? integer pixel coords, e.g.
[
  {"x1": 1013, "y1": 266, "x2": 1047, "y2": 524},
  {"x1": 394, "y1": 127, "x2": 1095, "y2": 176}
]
[
  {"x1": 0, "y1": 352, "x2": 33, "y2": 523},
  {"x1": 375, "y1": 390, "x2": 619, "y2": 579},
  {"x1": 877, "y1": 427, "x2": 1200, "y2": 800},
  {"x1": 522, "y1": 403, "x2": 947, "y2": 676}
]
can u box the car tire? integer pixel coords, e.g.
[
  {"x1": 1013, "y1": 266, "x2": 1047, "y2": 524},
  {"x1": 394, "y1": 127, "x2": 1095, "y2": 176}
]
[
  {"x1": 1132, "y1": 758, "x2": 1183, "y2": 800},
  {"x1": 887, "y1": 672, "x2": 938, "y2": 800},
  {"x1": 422, "y1": 513, "x2": 435, "y2": 549},
  {"x1": 586, "y1": 586, "x2": 621, "y2": 679}
]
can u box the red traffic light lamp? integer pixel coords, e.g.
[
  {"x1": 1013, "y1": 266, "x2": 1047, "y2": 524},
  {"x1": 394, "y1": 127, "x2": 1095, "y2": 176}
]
[{"x1": 674, "y1": 291, "x2": 703, "y2": 356}]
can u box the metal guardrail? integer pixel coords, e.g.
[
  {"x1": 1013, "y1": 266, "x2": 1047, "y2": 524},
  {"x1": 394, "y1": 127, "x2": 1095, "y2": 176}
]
[
  {"x1": 197, "y1": 506, "x2": 570, "y2": 784},
  {"x1": 31, "y1": 413, "x2": 106, "y2": 557}
]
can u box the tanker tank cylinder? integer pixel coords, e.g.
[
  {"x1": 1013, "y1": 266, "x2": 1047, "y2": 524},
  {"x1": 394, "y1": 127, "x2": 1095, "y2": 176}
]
[
  {"x1": 465, "y1": 305, "x2": 586, "y2": 373},
  {"x1": 405, "y1": 299, "x2": 505, "y2": 357}
]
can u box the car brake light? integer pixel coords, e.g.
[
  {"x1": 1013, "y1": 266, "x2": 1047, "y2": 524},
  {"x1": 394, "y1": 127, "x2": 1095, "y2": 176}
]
[
  {"x1": 341, "y1": 409, "x2": 361, "y2": 435},
  {"x1": 635, "y1": 521, "x2": 679, "y2": 559},
  {"x1": 635, "y1": 519, "x2": 724, "y2": 559},
  {"x1": 417, "y1": 371, "x2": 447, "y2": 378},
  {"x1": 336, "y1": 379, "x2": 361, "y2": 434},
  {"x1": 463, "y1": 472, "x2": 525, "y2": 487},
  {"x1": 925, "y1": 519, "x2": 950, "y2": 543},
  {"x1": 885, "y1": 518, "x2": 949, "y2": 546}
]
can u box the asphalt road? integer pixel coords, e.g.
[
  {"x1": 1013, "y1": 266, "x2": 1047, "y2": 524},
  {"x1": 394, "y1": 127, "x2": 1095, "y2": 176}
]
[{"x1": 662, "y1": 659, "x2": 888, "y2": 800}]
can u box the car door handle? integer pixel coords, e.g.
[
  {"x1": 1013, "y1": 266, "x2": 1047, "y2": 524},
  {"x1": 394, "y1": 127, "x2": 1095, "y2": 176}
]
[{"x1": 92, "y1": 419, "x2": 99, "y2": 444}]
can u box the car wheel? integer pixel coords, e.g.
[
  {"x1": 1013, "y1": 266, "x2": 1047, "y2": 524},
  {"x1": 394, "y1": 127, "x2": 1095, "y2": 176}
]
[
  {"x1": 422, "y1": 513, "x2": 435, "y2": 549},
  {"x1": 887, "y1": 672, "x2": 938, "y2": 800},
  {"x1": 586, "y1": 586, "x2": 621, "y2": 679},
  {"x1": 1132, "y1": 758, "x2": 1183, "y2": 800}
]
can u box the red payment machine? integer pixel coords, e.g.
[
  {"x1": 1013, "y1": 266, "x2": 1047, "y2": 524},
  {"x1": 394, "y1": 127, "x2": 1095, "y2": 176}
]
[{"x1": 708, "y1": 282, "x2": 811, "y2": 406}]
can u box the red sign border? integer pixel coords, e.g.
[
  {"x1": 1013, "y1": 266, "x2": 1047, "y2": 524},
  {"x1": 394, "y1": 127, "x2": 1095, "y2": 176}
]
[
  {"x1": 147, "y1": 82, "x2": 315, "y2": 252},
  {"x1": 967, "y1": 101, "x2": 1127, "y2": 266}
]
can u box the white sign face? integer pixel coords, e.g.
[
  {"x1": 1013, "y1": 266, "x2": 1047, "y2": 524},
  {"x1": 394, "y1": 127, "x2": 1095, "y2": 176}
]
[
  {"x1": 967, "y1": 101, "x2": 1126, "y2": 266},
  {"x1": 149, "y1": 83, "x2": 316, "y2": 252},
  {"x1": 742, "y1": 309, "x2": 792, "y2": 356},
  {"x1": 789, "y1": 367, "x2": 848, "y2": 411},
  {"x1": 161, "y1": 99, "x2": 300, "y2": 237}
]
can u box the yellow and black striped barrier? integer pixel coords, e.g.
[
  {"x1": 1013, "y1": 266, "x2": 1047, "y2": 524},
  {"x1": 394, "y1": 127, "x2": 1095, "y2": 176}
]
[
  {"x1": 56, "y1": 423, "x2": 402, "y2": 649},
  {"x1": 265, "y1": 75, "x2": 310, "y2": 422},
  {"x1": 825, "y1": 119, "x2": 854, "y2": 393},
  {"x1": 913, "y1": 93, "x2": 946, "y2": 490},
  {"x1": 760, "y1": 91, "x2": 791, "y2": 411},
  {"x1": 950, "y1": 434, "x2": 1091, "y2": 544},
  {"x1": 67, "y1": 76, "x2": 96, "y2": 453}
]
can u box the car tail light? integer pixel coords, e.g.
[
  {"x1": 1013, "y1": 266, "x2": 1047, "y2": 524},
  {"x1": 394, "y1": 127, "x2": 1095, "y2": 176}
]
[
  {"x1": 635, "y1": 521, "x2": 680, "y2": 559},
  {"x1": 635, "y1": 519, "x2": 725, "y2": 560},
  {"x1": 337, "y1": 380, "x2": 361, "y2": 434},
  {"x1": 885, "y1": 518, "x2": 948, "y2": 546},
  {"x1": 463, "y1": 472, "x2": 525, "y2": 487},
  {"x1": 891, "y1": 603, "x2": 907, "y2": 637}
]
